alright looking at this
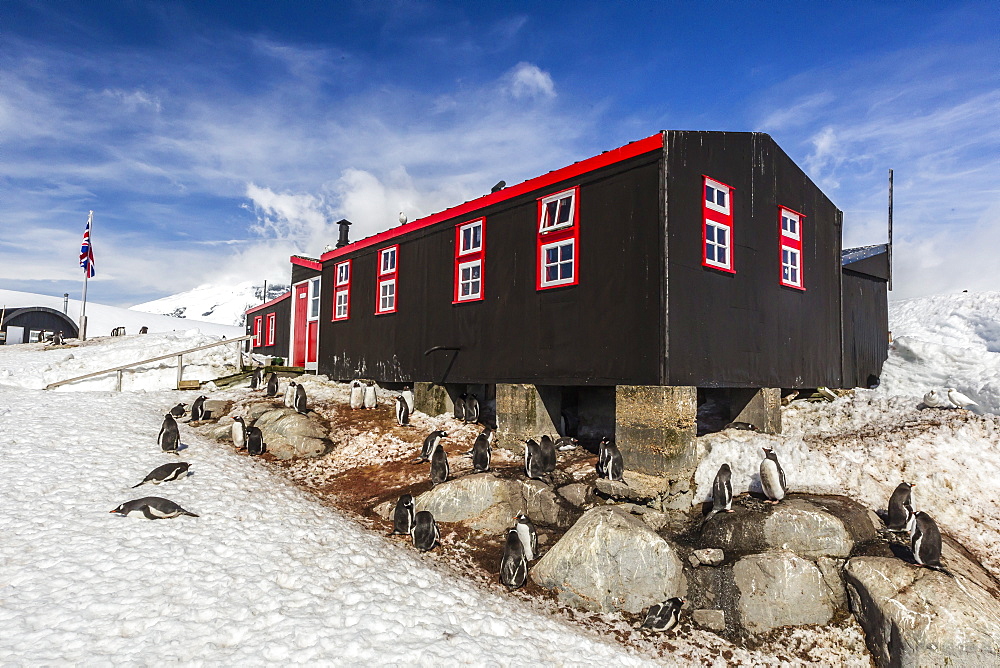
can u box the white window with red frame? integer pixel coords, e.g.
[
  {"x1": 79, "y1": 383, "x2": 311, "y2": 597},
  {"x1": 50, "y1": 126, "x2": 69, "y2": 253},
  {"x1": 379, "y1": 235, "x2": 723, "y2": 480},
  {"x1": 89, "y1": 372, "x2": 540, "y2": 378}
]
[
  {"x1": 702, "y1": 176, "x2": 735, "y2": 273},
  {"x1": 779, "y1": 206, "x2": 805, "y2": 290},
  {"x1": 376, "y1": 245, "x2": 398, "y2": 314},
  {"x1": 537, "y1": 186, "x2": 579, "y2": 290},
  {"x1": 454, "y1": 218, "x2": 484, "y2": 303},
  {"x1": 252, "y1": 315, "x2": 263, "y2": 347},
  {"x1": 265, "y1": 312, "x2": 276, "y2": 346},
  {"x1": 333, "y1": 259, "x2": 351, "y2": 321}
]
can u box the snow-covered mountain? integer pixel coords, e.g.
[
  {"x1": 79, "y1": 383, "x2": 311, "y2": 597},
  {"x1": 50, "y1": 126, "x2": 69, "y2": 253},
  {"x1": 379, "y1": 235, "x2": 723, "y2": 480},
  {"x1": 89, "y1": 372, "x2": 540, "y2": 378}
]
[{"x1": 130, "y1": 281, "x2": 290, "y2": 327}]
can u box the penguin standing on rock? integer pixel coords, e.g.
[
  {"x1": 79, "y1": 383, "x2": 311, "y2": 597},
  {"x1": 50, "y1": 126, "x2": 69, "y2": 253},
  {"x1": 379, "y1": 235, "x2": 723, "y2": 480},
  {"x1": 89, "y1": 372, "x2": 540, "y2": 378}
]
[
  {"x1": 395, "y1": 396, "x2": 410, "y2": 426},
  {"x1": 887, "y1": 482, "x2": 916, "y2": 532},
  {"x1": 416, "y1": 430, "x2": 446, "y2": 463},
  {"x1": 472, "y1": 428, "x2": 493, "y2": 473},
  {"x1": 250, "y1": 368, "x2": 263, "y2": 390},
  {"x1": 189, "y1": 395, "x2": 207, "y2": 422},
  {"x1": 231, "y1": 416, "x2": 247, "y2": 451},
  {"x1": 265, "y1": 373, "x2": 279, "y2": 398},
  {"x1": 158, "y1": 414, "x2": 180, "y2": 453},
  {"x1": 911, "y1": 511, "x2": 943, "y2": 568},
  {"x1": 293, "y1": 383, "x2": 308, "y2": 414},
  {"x1": 132, "y1": 462, "x2": 190, "y2": 487},
  {"x1": 349, "y1": 381, "x2": 363, "y2": 410},
  {"x1": 391, "y1": 494, "x2": 415, "y2": 535},
  {"x1": 710, "y1": 463, "x2": 734, "y2": 515},
  {"x1": 401, "y1": 386, "x2": 415, "y2": 413},
  {"x1": 499, "y1": 527, "x2": 528, "y2": 589},
  {"x1": 514, "y1": 513, "x2": 537, "y2": 561},
  {"x1": 169, "y1": 403, "x2": 187, "y2": 418},
  {"x1": 759, "y1": 447, "x2": 786, "y2": 504},
  {"x1": 246, "y1": 426, "x2": 266, "y2": 456},
  {"x1": 538, "y1": 435, "x2": 557, "y2": 475},
  {"x1": 363, "y1": 381, "x2": 378, "y2": 409},
  {"x1": 465, "y1": 394, "x2": 480, "y2": 424},
  {"x1": 638, "y1": 597, "x2": 685, "y2": 632},
  {"x1": 429, "y1": 439, "x2": 450, "y2": 486},
  {"x1": 284, "y1": 381, "x2": 297, "y2": 408},
  {"x1": 597, "y1": 437, "x2": 624, "y2": 482},
  {"x1": 524, "y1": 439, "x2": 544, "y2": 480},
  {"x1": 411, "y1": 511, "x2": 439, "y2": 551},
  {"x1": 453, "y1": 393, "x2": 467, "y2": 422},
  {"x1": 110, "y1": 497, "x2": 199, "y2": 519}
]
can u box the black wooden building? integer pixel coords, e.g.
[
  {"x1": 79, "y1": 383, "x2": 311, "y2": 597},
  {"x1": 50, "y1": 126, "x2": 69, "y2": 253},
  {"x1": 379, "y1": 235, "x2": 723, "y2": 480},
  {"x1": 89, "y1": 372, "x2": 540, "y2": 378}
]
[
  {"x1": 243, "y1": 255, "x2": 323, "y2": 367},
  {"x1": 313, "y1": 131, "x2": 884, "y2": 391},
  {"x1": 245, "y1": 292, "x2": 291, "y2": 360},
  {"x1": 841, "y1": 244, "x2": 890, "y2": 389},
  {"x1": 1, "y1": 306, "x2": 79, "y2": 344}
]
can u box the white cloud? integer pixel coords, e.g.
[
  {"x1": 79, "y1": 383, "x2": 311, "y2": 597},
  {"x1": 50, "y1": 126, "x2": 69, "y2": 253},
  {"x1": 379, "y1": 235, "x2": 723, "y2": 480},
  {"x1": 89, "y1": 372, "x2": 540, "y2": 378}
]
[{"x1": 505, "y1": 62, "x2": 556, "y2": 99}]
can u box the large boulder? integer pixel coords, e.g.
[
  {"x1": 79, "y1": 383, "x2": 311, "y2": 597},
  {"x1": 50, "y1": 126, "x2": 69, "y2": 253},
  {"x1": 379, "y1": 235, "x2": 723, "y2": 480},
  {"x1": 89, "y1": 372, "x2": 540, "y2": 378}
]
[
  {"x1": 530, "y1": 506, "x2": 685, "y2": 613},
  {"x1": 414, "y1": 474, "x2": 522, "y2": 533},
  {"x1": 733, "y1": 551, "x2": 837, "y2": 633},
  {"x1": 254, "y1": 408, "x2": 327, "y2": 459},
  {"x1": 845, "y1": 555, "x2": 1000, "y2": 667},
  {"x1": 518, "y1": 480, "x2": 576, "y2": 528}
]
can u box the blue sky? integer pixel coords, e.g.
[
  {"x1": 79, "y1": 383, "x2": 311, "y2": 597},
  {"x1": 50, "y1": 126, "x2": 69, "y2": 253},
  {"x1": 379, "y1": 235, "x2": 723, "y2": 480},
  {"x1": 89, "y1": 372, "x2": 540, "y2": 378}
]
[{"x1": 1, "y1": 1, "x2": 997, "y2": 306}]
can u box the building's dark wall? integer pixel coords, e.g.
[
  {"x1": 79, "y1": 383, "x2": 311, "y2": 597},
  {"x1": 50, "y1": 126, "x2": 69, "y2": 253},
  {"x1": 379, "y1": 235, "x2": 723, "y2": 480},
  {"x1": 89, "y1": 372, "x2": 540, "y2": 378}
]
[
  {"x1": 291, "y1": 263, "x2": 321, "y2": 286},
  {"x1": 841, "y1": 268, "x2": 889, "y2": 388},
  {"x1": 319, "y1": 152, "x2": 664, "y2": 385},
  {"x1": 664, "y1": 131, "x2": 843, "y2": 388},
  {"x1": 246, "y1": 295, "x2": 291, "y2": 357},
  {"x1": 1, "y1": 307, "x2": 79, "y2": 342}
]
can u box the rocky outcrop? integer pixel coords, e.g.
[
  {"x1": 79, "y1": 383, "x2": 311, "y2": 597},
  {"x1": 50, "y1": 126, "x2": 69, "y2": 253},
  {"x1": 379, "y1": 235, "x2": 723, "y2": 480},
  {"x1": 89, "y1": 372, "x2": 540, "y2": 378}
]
[
  {"x1": 593, "y1": 470, "x2": 692, "y2": 510},
  {"x1": 845, "y1": 554, "x2": 1000, "y2": 667},
  {"x1": 254, "y1": 408, "x2": 327, "y2": 459},
  {"x1": 530, "y1": 506, "x2": 685, "y2": 613},
  {"x1": 413, "y1": 474, "x2": 521, "y2": 534},
  {"x1": 733, "y1": 551, "x2": 837, "y2": 633}
]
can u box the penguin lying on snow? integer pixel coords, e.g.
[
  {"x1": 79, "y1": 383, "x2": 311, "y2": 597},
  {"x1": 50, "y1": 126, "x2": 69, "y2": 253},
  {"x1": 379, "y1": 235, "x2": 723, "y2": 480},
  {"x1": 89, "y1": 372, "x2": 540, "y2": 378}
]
[
  {"x1": 133, "y1": 462, "x2": 190, "y2": 488},
  {"x1": 158, "y1": 414, "x2": 180, "y2": 453},
  {"x1": 189, "y1": 395, "x2": 208, "y2": 422},
  {"x1": 110, "y1": 497, "x2": 199, "y2": 519},
  {"x1": 759, "y1": 447, "x2": 786, "y2": 504},
  {"x1": 887, "y1": 481, "x2": 916, "y2": 533},
  {"x1": 411, "y1": 511, "x2": 439, "y2": 551},
  {"x1": 391, "y1": 494, "x2": 415, "y2": 535},
  {"x1": 169, "y1": 403, "x2": 187, "y2": 418},
  {"x1": 499, "y1": 527, "x2": 527, "y2": 589},
  {"x1": 638, "y1": 597, "x2": 685, "y2": 631}
]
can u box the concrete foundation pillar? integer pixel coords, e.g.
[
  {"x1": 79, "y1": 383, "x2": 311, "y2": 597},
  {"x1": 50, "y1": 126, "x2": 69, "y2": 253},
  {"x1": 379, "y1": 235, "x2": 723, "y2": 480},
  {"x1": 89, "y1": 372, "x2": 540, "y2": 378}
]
[
  {"x1": 496, "y1": 383, "x2": 561, "y2": 448},
  {"x1": 615, "y1": 385, "x2": 698, "y2": 477},
  {"x1": 727, "y1": 388, "x2": 781, "y2": 434},
  {"x1": 414, "y1": 382, "x2": 453, "y2": 418}
]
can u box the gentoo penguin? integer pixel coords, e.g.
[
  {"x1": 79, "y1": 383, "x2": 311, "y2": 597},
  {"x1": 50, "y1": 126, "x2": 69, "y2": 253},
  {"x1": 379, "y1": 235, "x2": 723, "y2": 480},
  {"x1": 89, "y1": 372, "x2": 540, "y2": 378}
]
[
  {"x1": 638, "y1": 597, "x2": 685, "y2": 632},
  {"x1": 514, "y1": 513, "x2": 538, "y2": 561},
  {"x1": 401, "y1": 385, "x2": 415, "y2": 413},
  {"x1": 471, "y1": 429, "x2": 493, "y2": 473},
  {"x1": 293, "y1": 383, "x2": 308, "y2": 414},
  {"x1": 246, "y1": 426, "x2": 266, "y2": 456},
  {"x1": 453, "y1": 393, "x2": 467, "y2": 422},
  {"x1": 51, "y1": 331, "x2": 64, "y2": 345},
  {"x1": 265, "y1": 373, "x2": 279, "y2": 398},
  {"x1": 597, "y1": 437, "x2": 624, "y2": 482},
  {"x1": 538, "y1": 435, "x2": 557, "y2": 475},
  {"x1": 363, "y1": 381, "x2": 377, "y2": 409},
  {"x1": 887, "y1": 481, "x2": 916, "y2": 532},
  {"x1": 724, "y1": 421, "x2": 758, "y2": 431},
  {"x1": 231, "y1": 416, "x2": 247, "y2": 451},
  {"x1": 169, "y1": 403, "x2": 187, "y2": 418},
  {"x1": 759, "y1": 447, "x2": 787, "y2": 504},
  {"x1": 946, "y1": 387, "x2": 977, "y2": 410},
  {"x1": 411, "y1": 510, "x2": 439, "y2": 551},
  {"x1": 395, "y1": 395, "x2": 410, "y2": 426},
  {"x1": 922, "y1": 389, "x2": 950, "y2": 408},
  {"x1": 250, "y1": 368, "x2": 264, "y2": 391},
  {"x1": 499, "y1": 527, "x2": 528, "y2": 589},
  {"x1": 189, "y1": 395, "x2": 208, "y2": 422},
  {"x1": 391, "y1": 494, "x2": 415, "y2": 535},
  {"x1": 416, "y1": 430, "x2": 446, "y2": 463},
  {"x1": 911, "y1": 511, "x2": 942, "y2": 568},
  {"x1": 158, "y1": 414, "x2": 180, "y2": 453},
  {"x1": 524, "y1": 439, "x2": 544, "y2": 480},
  {"x1": 711, "y1": 463, "x2": 734, "y2": 514},
  {"x1": 133, "y1": 462, "x2": 190, "y2": 488},
  {"x1": 283, "y1": 381, "x2": 297, "y2": 408},
  {"x1": 349, "y1": 380, "x2": 363, "y2": 410},
  {"x1": 429, "y1": 439, "x2": 450, "y2": 486},
  {"x1": 465, "y1": 394, "x2": 480, "y2": 424},
  {"x1": 110, "y1": 497, "x2": 199, "y2": 519},
  {"x1": 555, "y1": 436, "x2": 579, "y2": 451}
]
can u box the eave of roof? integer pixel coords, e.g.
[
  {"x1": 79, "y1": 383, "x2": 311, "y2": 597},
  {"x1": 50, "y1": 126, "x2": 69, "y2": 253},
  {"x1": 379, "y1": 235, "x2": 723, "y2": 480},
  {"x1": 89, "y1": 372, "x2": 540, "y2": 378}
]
[{"x1": 245, "y1": 291, "x2": 291, "y2": 315}]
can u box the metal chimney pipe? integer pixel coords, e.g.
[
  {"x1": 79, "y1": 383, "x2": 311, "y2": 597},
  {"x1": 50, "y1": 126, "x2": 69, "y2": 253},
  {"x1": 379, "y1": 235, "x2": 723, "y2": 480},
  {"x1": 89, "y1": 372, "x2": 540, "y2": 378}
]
[
  {"x1": 63, "y1": 293, "x2": 69, "y2": 313},
  {"x1": 335, "y1": 219, "x2": 353, "y2": 248}
]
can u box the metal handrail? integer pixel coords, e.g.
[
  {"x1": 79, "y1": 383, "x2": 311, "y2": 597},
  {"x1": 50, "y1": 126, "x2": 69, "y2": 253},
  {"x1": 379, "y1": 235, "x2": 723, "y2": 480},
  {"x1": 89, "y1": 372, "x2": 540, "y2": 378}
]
[{"x1": 45, "y1": 334, "x2": 254, "y2": 391}]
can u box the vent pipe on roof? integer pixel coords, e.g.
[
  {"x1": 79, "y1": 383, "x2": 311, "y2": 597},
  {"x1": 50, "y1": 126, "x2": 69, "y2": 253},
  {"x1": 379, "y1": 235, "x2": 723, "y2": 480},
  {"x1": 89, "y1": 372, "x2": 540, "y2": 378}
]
[
  {"x1": 63, "y1": 293, "x2": 69, "y2": 314},
  {"x1": 491, "y1": 180, "x2": 506, "y2": 193},
  {"x1": 335, "y1": 219, "x2": 353, "y2": 248}
]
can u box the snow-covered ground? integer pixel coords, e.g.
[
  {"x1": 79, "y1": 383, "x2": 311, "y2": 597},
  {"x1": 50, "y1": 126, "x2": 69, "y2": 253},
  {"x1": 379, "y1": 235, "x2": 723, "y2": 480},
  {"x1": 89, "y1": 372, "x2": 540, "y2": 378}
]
[
  {"x1": 0, "y1": 288, "x2": 242, "y2": 339},
  {"x1": 131, "y1": 280, "x2": 289, "y2": 327}
]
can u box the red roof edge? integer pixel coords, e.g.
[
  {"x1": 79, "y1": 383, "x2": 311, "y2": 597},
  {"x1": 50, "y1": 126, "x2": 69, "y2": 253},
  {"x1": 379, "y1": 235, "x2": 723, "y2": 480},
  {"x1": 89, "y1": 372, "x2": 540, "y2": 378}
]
[
  {"x1": 319, "y1": 132, "x2": 664, "y2": 263},
  {"x1": 245, "y1": 291, "x2": 291, "y2": 315},
  {"x1": 290, "y1": 256, "x2": 322, "y2": 270}
]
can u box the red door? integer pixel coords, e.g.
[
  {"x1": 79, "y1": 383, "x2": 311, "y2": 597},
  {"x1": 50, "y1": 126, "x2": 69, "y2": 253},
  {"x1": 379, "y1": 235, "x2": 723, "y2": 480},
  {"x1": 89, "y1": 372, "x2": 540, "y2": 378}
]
[
  {"x1": 307, "y1": 321, "x2": 318, "y2": 364},
  {"x1": 293, "y1": 283, "x2": 309, "y2": 367}
]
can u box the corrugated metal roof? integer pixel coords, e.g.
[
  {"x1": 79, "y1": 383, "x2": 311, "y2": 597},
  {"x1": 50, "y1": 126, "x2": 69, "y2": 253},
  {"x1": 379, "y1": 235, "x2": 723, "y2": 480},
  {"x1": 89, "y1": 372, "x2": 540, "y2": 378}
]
[{"x1": 842, "y1": 244, "x2": 888, "y2": 266}]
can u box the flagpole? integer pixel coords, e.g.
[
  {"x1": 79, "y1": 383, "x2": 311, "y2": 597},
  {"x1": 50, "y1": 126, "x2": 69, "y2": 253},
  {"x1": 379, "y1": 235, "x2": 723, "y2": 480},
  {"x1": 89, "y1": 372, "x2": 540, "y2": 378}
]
[{"x1": 79, "y1": 210, "x2": 93, "y2": 341}]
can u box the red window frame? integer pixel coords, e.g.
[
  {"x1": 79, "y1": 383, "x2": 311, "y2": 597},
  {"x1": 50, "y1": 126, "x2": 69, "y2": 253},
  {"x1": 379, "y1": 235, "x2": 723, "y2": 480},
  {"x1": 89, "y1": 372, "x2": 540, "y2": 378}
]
[
  {"x1": 332, "y1": 259, "x2": 351, "y2": 321},
  {"x1": 454, "y1": 218, "x2": 485, "y2": 303},
  {"x1": 778, "y1": 206, "x2": 805, "y2": 290},
  {"x1": 702, "y1": 176, "x2": 735, "y2": 274},
  {"x1": 536, "y1": 186, "x2": 580, "y2": 290},
  {"x1": 376, "y1": 245, "x2": 399, "y2": 314},
  {"x1": 252, "y1": 315, "x2": 262, "y2": 347},
  {"x1": 265, "y1": 312, "x2": 276, "y2": 346}
]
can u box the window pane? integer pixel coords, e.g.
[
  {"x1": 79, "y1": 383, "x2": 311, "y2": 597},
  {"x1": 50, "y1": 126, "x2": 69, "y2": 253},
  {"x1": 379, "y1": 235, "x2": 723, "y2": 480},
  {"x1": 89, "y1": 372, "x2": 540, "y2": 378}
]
[
  {"x1": 791, "y1": 268, "x2": 798, "y2": 283},
  {"x1": 473, "y1": 225, "x2": 482, "y2": 248},
  {"x1": 546, "y1": 247, "x2": 558, "y2": 264},
  {"x1": 545, "y1": 201, "x2": 558, "y2": 227},
  {"x1": 461, "y1": 266, "x2": 471, "y2": 281},
  {"x1": 718, "y1": 190, "x2": 726, "y2": 208},
  {"x1": 783, "y1": 249, "x2": 789, "y2": 263},
  {"x1": 560, "y1": 262, "x2": 572, "y2": 280},
  {"x1": 718, "y1": 248, "x2": 727, "y2": 264},
  {"x1": 471, "y1": 264, "x2": 480, "y2": 279},
  {"x1": 561, "y1": 243, "x2": 573, "y2": 261},
  {"x1": 546, "y1": 265, "x2": 558, "y2": 281},
  {"x1": 470, "y1": 279, "x2": 480, "y2": 294},
  {"x1": 706, "y1": 242, "x2": 715, "y2": 261},
  {"x1": 557, "y1": 197, "x2": 572, "y2": 224},
  {"x1": 706, "y1": 225, "x2": 716, "y2": 242},
  {"x1": 717, "y1": 227, "x2": 727, "y2": 245},
  {"x1": 783, "y1": 266, "x2": 790, "y2": 281},
  {"x1": 706, "y1": 185, "x2": 714, "y2": 203},
  {"x1": 461, "y1": 283, "x2": 470, "y2": 296}
]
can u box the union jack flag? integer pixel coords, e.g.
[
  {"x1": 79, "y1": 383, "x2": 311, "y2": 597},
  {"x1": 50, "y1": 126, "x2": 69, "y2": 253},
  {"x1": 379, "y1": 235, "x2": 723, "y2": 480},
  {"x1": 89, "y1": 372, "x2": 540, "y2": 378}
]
[{"x1": 80, "y1": 212, "x2": 95, "y2": 278}]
